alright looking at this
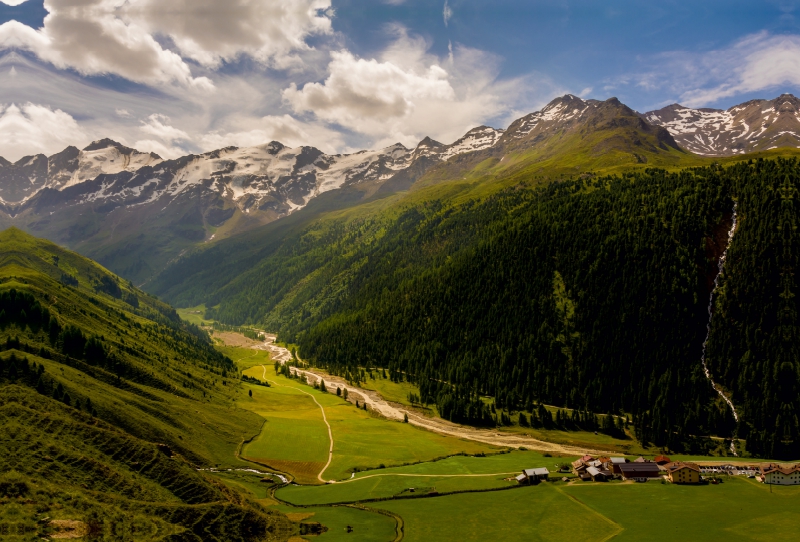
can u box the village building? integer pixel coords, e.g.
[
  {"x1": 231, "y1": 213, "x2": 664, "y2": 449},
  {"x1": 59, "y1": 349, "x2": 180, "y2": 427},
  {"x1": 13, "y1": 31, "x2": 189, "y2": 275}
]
[
  {"x1": 586, "y1": 466, "x2": 610, "y2": 482},
  {"x1": 572, "y1": 459, "x2": 589, "y2": 476},
  {"x1": 760, "y1": 464, "x2": 800, "y2": 485},
  {"x1": 654, "y1": 455, "x2": 672, "y2": 465},
  {"x1": 609, "y1": 457, "x2": 627, "y2": 474},
  {"x1": 515, "y1": 473, "x2": 528, "y2": 484},
  {"x1": 523, "y1": 468, "x2": 550, "y2": 482},
  {"x1": 633, "y1": 456, "x2": 648, "y2": 463},
  {"x1": 664, "y1": 462, "x2": 701, "y2": 484},
  {"x1": 618, "y1": 462, "x2": 662, "y2": 482}
]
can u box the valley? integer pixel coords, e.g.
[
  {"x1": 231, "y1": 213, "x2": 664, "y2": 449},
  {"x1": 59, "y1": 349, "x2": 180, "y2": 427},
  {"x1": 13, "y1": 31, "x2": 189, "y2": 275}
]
[
  {"x1": 6, "y1": 1, "x2": 800, "y2": 539},
  {"x1": 2, "y1": 91, "x2": 800, "y2": 540}
]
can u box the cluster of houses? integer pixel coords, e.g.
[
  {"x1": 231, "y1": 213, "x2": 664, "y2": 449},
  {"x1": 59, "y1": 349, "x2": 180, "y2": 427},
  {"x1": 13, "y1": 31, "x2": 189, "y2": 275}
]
[
  {"x1": 570, "y1": 455, "x2": 675, "y2": 482},
  {"x1": 529, "y1": 455, "x2": 702, "y2": 484},
  {"x1": 517, "y1": 455, "x2": 800, "y2": 486}
]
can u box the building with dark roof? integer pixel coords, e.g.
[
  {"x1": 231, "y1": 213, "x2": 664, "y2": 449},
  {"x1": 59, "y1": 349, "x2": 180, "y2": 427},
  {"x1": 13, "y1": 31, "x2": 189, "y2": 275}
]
[
  {"x1": 618, "y1": 462, "x2": 662, "y2": 481},
  {"x1": 609, "y1": 457, "x2": 627, "y2": 473}
]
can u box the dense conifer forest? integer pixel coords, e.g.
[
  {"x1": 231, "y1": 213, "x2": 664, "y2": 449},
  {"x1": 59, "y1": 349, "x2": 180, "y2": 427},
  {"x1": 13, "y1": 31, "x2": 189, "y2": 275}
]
[{"x1": 160, "y1": 158, "x2": 798, "y2": 458}]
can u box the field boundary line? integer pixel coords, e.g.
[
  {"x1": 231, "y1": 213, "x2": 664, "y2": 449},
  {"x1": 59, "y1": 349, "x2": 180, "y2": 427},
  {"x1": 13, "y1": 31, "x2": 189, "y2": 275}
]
[
  {"x1": 261, "y1": 365, "x2": 334, "y2": 483},
  {"x1": 341, "y1": 472, "x2": 519, "y2": 483},
  {"x1": 554, "y1": 486, "x2": 623, "y2": 541},
  {"x1": 278, "y1": 482, "x2": 526, "y2": 507}
]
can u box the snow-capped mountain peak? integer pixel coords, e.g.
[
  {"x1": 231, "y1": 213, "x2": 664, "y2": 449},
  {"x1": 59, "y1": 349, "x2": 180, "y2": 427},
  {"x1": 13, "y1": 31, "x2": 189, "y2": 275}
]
[{"x1": 645, "y1": 94, "x2": 800, "y2": 156}]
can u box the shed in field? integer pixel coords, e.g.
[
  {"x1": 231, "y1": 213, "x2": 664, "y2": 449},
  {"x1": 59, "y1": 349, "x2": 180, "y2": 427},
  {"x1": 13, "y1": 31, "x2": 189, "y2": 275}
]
[{"x1": 523, "y1": 467, "x2": 550, "y2": 482}]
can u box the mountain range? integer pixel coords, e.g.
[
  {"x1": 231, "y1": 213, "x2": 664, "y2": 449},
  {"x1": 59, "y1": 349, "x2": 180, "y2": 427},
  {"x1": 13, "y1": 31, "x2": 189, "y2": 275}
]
[{"x1": 1, "y1": 94, "x2": 800, "y2": 284}]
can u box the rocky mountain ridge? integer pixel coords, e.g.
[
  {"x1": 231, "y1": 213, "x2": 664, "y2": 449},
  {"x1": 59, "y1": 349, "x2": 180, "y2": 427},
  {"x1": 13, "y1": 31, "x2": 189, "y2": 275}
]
[
  {"x1": 2, "y1": 93, "x2": 799, "y2": 284},
  {"x1": 0, "y1": 127, "x2": 504, "y2": 214},
  {"x1": 644, "y1": 94, "x2": 800, "y2": 156}
]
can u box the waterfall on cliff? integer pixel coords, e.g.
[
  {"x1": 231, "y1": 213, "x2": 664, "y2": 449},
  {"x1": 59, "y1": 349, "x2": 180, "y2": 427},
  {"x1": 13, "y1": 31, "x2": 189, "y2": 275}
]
[{"x1": 700, "y1": 202, "x2": 739, "y2": 455}]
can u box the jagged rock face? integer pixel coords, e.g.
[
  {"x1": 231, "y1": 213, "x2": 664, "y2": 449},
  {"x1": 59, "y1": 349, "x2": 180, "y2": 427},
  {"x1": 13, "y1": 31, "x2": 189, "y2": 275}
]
[
  {"x1": 645, "y1": 94, "x2": 800, "y2": 156},
  {"x1": 0, "y1": 124, "x2": 505, "y2": 283},
  {"x1": 0, "y1": 128, "x2": 503, "y2": 217},
  {"x1": 503, "y1": 94, "x2": 600, "y2": 142},
  {"x1": 0, "y1": 140, "x2": 161, "y2": 204}
]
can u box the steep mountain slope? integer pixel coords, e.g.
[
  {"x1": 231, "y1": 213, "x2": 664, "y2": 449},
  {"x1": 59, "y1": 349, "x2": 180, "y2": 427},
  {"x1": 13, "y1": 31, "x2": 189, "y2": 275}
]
[
  {"x1": 0, "y1": 228, "x2": 293, "y2": 540},
  {"x1": 645, "y1": 93, "x2": 800, "y2": 156},
  {"x1": 4, "y1": 93, "x2": 800, "y2": 287}
]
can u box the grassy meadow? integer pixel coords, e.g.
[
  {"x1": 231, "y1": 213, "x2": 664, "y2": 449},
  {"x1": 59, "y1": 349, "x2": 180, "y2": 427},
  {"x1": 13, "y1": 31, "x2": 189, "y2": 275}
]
[
  {"x1": 196, "y1": 330, "x2": 800, "y2": 541},
  {"x1": 561, "y1": 476, "x2": 800, "y2": 541},
  {"x1": 380, "y1": 484, "x2": 618, "y2": 542},
  {"x1": 277, "y1": 450, "x2": 568, "y2": 506},
  {"x1": 231, "y1": 355, "x2": 496, "y2": 482}
]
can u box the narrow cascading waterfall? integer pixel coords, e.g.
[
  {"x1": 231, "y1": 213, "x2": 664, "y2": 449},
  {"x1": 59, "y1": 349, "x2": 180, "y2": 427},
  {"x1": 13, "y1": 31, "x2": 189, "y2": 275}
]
[{"x1": 700, "y1": 202, "x2": 739, "y2": 456}]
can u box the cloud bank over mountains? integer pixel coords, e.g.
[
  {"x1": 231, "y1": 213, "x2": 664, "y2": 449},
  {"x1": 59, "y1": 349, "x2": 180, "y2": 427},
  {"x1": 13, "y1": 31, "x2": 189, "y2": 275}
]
[
  {"x1": 1, "y1": 1, "x2": 800, "y2": 161},
  {"x1": 0, "y1": 0, "x2": 541, "y2": 161}
]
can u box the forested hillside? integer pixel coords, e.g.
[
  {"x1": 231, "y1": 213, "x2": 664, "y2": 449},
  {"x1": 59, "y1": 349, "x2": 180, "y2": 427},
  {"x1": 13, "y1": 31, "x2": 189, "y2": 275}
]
[
  {"x1": 154, "y1": 158, "x2": 799, "y2": 459},
  {"x1": 0, "y1": 228, "x2": 292, "y2": 540}
]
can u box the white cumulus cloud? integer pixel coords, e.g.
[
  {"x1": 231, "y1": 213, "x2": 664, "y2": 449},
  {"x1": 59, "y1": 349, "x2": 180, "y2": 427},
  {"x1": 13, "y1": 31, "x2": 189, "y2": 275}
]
[
  {"x1": 124, "y1": 0, "x2": 333, "y2": 69},
  {"x1": 0, "y1": 103, "x2": 88, "y2": 161},
  {"x1": 0, "y1": 0, "x2": 333, "y2": 88},
  {"x1": 636, "y1": 32, "x2": 800, "y2": 107},
  {"x1": 282, "y1": 28, "x2": 542, "y2": 149}
]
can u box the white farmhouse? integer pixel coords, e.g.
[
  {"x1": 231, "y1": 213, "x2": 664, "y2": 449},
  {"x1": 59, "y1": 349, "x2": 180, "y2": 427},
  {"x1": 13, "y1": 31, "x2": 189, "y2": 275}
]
[{"x1": 760, "y1": 464, "x2": 800, "y2": 485}]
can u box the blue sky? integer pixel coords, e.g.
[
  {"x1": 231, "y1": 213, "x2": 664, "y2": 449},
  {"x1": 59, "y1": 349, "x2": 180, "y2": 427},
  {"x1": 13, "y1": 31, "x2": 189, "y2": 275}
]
[{"x1": 0, "y1": 0, "x2": 799, "y2": 161}]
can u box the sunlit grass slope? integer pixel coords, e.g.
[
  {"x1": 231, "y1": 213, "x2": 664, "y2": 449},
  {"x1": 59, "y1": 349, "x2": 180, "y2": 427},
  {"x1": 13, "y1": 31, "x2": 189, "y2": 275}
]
[{"x1": 0, "y1": 227, "x2": 293, "y2": 541}]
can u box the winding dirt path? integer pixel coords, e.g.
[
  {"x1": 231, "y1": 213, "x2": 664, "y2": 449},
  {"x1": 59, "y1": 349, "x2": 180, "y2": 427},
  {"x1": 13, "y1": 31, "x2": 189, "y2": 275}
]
[
  {"x1": 261, "y1": 365, "x2": 335, "y2": 483},
  {"x1": 254, "y1": 335, "x2": 614, "y2": 456}
]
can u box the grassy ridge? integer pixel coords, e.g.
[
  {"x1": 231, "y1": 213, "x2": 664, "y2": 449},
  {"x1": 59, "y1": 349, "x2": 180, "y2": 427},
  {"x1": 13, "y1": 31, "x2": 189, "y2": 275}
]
[{"x1": 0, "y1": 228, "x2": 294, "y2": 540}]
